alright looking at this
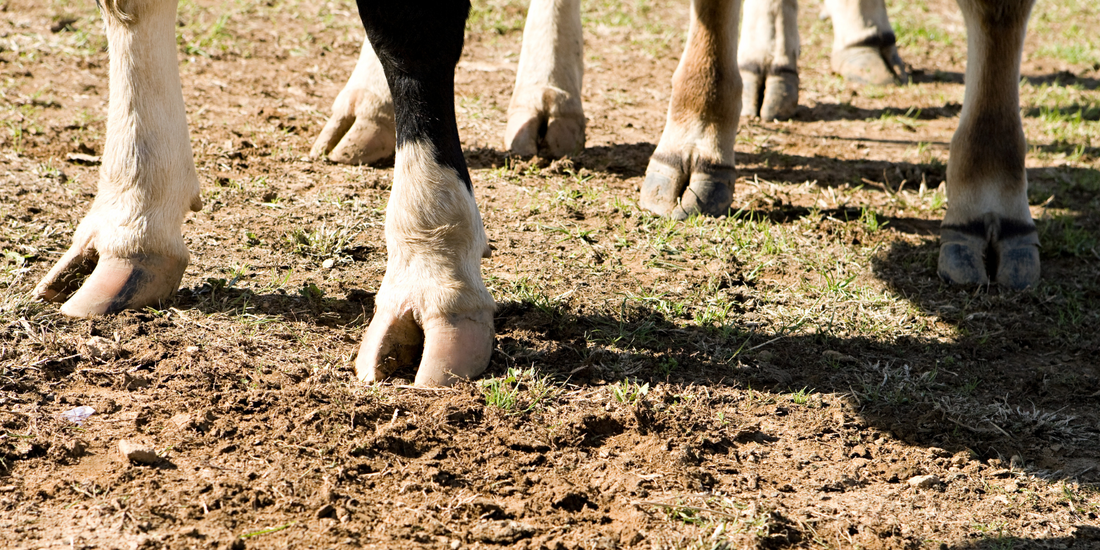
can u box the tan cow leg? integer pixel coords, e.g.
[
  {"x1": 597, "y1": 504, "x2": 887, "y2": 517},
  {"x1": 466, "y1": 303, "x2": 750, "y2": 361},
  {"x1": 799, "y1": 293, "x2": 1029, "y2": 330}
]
[
  {"x1": 311, "y1": 38, "x2": 396, "y2": 165},
  {"x1": 640, "y1": 0, "x2": 741, "y2": 219},
  {"x1": 504, "y1": 0, "x2": 585, "y2": 157},
  {"x1": 34, "y1": 0, "x2": 201, "y2": 316},
  {"x1": 739, "y1": 0, "x2": 799, "y2": 120},
  {"x1": 825, "y1": 0, "x2": 908, "y2": 85},
  {"x1": 939, "y1": 0, "x2": 1038, "y2": 289}
]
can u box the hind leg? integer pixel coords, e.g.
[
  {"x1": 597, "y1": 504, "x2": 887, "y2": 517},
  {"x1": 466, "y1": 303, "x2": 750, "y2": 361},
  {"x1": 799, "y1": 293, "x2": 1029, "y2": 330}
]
[
  {"x1": 35, "y1": 0, "x2": 201, "y2": 316},
  {"x1": 824, "y1": 0, "x2": 908, "y2": 85},
  {"x1": 311, "y1": 38, "x2": 396, "y2": 165},
  {"x1": 504, "y1": 0, "x2": 585, "y2": 157},
  {"x1": 738, "y1": 0, "x2": 799, "y2": 121}
]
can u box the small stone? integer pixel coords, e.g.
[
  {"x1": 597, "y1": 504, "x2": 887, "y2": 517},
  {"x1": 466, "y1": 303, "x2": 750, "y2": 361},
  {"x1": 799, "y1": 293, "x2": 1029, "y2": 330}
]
[
  {"x1": 80, "y1": 336, "x2": 119, "y2": 360},
  {"x1": 66, "y1": 152, "x2": 101, "y2": 165},
  {"x1": 118, "y1": 440, "x2": 159, "y2": 464},
  {"x1": 822, "y1": 350, "x2": 856, "y2": 363},
  {"x1": 908, "y1": 474, "x2": 940, "y2": 489},
  {"x1": 322, "y1": 258, "x2": 336, "y2": 269},
  {"x1": 60, "y1": 406, "x2": 96, "y2": 424},
  {"x1": 170, "y1": 413, "x2": 194, "y2": 429},
  {"x1": 469, "y1": 520, "x2": 535, "y2": 544},
  {"x1": 185, "y1": 346, "x2": 200, "y2": 354}
]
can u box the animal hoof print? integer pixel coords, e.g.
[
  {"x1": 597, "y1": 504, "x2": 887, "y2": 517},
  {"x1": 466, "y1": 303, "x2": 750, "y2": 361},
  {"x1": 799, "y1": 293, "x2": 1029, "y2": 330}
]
[
  {"x1": 835, "y1": 45, "x2": 902, "y2": 86},
  {"x1": 641, "y1": 158, "x2": 734, "y2": 220},
  {"x1": 356, "y1": 307, "x2": 494, "y2": 388},
  {"x1": 35, "y1": 251, "x2": 186, "y2": 317}
]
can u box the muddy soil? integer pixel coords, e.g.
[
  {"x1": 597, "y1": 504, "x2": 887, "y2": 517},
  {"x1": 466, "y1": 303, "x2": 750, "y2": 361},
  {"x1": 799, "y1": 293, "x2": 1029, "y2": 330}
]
[{"x1": 2, "y1": 0, "x2": 1099, "y2": 548}]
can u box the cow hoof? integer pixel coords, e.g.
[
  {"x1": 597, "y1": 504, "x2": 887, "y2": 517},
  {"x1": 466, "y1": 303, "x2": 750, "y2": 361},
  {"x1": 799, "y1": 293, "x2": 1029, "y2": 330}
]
[
  {"x1": 312, "y1": 114, "x2": 396, "y2": 165},
  {"x1": 640, "y1": 156, "x2": 735, "y2": 220},
  {"x1": 938, "y1": 229, "x2": 989, "y2": 286},
  {"x1": 938, "y1": 223, "x2": 1039, "y2": 290},
  {"x1": 505, "y1": 88, "x2": 585, "y2": 158},
  {"x1": 311, "y1": 107, "x2": 396, "y2": 165},
  {"x1": 311, "y1": 40, "x2": 396, "y2": 165},
  {"x1": 741, "y1": 69, "x2": 799, "y2": 121},
  {"x1": 993, "y1": 235, "x2": 1041, "y2": 290},
  {"x1": 356, "y1": 306, "x2": 494, "y2": 387},
  {"x1": 834, "y1": 44, "x2": 909, "y2": 86},
  {"x1": 35, "y1": 248, "x2": 186, "y2": 317}
]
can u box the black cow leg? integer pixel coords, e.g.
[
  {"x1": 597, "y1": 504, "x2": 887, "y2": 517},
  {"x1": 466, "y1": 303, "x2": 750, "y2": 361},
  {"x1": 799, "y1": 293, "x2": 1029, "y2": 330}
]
[{"x1": 353, "y1": 1, "x2": 495, "y2": 387}]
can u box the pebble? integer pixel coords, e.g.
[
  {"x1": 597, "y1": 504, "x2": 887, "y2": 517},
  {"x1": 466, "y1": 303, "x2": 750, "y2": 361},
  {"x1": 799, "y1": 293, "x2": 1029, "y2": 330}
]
[
  {"x1": 60, "y1": 406, "x2": 95, "y2": 424},
  {"x1": 908, "y1": 474, "x2": 940, "y2": 489},
  {"x1": 118, "y1": 440, "x2": 159, "y2": 464},
  {"x1": 80, "y1": 336, "x2": 119, "y2": 360},
  {"x1": 170, "y1": 413, "x2": 194, "y2": 429},
  {"x1": 322, "y1": 258, "x2": 336, "y2": 269}
]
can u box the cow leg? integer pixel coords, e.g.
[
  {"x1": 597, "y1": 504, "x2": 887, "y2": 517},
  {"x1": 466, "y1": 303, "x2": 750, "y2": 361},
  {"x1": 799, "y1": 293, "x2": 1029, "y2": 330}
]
[
  {"x1": 824, "y1": 0, "x2": 908, "y2": 85},
  {"x1": 739, "y1": 0, "x2": 799, "y2": 120},
  {"x1": 311, "y1": 38, "x2": 397, "y2": 165},
  {"x1": 504, "y1": 0, "x2": 585, "y2": 157},
  {"x1": 354, "y1": 0, "x2": 495, "y2": 386},
  {"x1": 34, "y1": 0, "x2": 201, "y2": 316},
  {"x1": 939, "y1": 0, "x2": 1038, "y2": 289},
  {"x1": 641, "y1": 0, "x2": 740, "y2": 219}
]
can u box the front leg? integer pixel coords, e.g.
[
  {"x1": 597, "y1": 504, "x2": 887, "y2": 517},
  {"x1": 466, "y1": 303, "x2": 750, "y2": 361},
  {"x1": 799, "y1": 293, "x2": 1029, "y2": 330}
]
[
  {"x1": 938, "y1": 0, "x2": 1038, "y2": 289},
  {"x1": 35, "y1": 0, "x2": 201, "y2": 316},
  {"x1": 641, "y1": 0, "x2": 741, "y2": 219},
  {"x1": 355, "y1": 0, "x2": 495, "y2": 386}
]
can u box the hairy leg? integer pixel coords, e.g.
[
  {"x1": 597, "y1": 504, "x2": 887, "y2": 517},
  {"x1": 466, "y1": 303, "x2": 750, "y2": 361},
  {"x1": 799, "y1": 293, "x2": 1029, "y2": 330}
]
[
  {"x1": 34, "y1": 0, "x2": 201, "y2": 316},
  {"x1": 355, "y1": 0, "x2": 495, "y2": 386},
  {"x1": 311, "y1": 38, "x2": 396, "y2": 165},
  {"x1": 504, "y1": 0, "x2": 585, "y2": 157},
  {"x1": 739, "y1": 0, "x2": 799, "y2": 120},
  {"x1": 640, "y1": 0, "x2": 741, "y2": 219},
  {"x1": 824, "y1": 0, "x2": 908, "y2": 85},
  {"x1": 939, "y1": 0, "x2": 1038, "y2": 289}
]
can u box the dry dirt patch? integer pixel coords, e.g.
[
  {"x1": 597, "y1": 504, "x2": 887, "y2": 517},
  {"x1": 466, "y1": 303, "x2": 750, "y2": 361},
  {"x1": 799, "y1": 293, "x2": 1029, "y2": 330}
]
[{"x1": 2, "y1": 0, "x2": 1100, "y2": 548}]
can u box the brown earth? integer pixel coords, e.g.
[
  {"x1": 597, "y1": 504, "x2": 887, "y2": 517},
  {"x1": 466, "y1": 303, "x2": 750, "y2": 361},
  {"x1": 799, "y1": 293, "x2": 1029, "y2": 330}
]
[{"x1": 2, "y1": 0, "x2": 1100, "y2": 548}]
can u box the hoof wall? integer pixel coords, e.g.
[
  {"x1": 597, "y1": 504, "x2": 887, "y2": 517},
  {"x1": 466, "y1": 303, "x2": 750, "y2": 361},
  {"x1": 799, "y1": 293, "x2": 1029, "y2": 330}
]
[
  {"x1": 640, "y1": 158, "x2": 734, "y2": 219},
  {"x1": 36, "y1": 251, "x2": 186, "y2": 317}
]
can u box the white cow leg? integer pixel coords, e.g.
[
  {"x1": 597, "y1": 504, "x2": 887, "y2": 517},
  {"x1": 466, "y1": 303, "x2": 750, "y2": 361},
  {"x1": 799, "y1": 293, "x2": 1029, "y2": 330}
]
[
  {"x1": 34, "y1": 0, "x2": 201, "y2": 316},
  {"x1": 311, "y1": 38, "x2": 396, "y2": 165},
  {"x1": 939, "y1": 0, "x2": 1038, "y2": 289},
  {"x1": 640, "y1": 0, "x2": 741, "y2": 219},
  {"x1": 824, "y1": 0, "x2": 908, "y2": 85},
  {"x1": 355, "y1": 1, "x2": 495, "y2": 386},
  {"x1": 504, "y1": 0, "x2": 585, "y2": 157},
  {"x1": 739, "y1": 0, "x2": 799, "y2": 120}
]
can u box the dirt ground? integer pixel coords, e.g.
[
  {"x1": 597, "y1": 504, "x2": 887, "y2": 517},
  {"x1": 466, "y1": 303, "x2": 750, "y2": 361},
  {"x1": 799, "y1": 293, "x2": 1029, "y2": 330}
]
[{"x1": 2, "y1": 0, "x2": 1100, "y2": 548}]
